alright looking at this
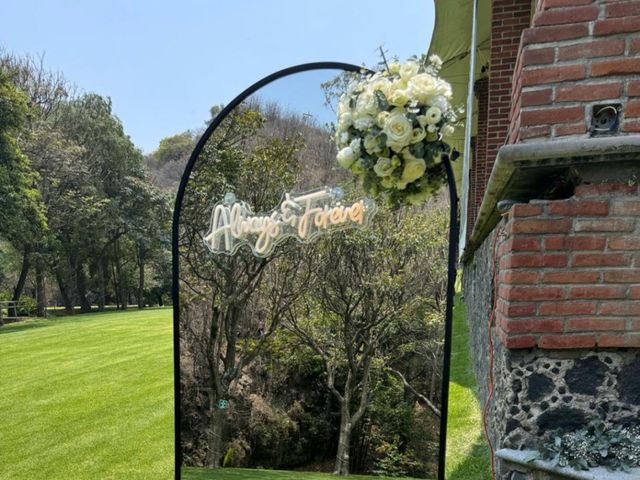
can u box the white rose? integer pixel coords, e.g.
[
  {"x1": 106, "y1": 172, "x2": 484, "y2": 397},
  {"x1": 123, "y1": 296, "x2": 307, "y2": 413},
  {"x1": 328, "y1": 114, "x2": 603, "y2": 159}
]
[
  {"x1": 337, "y1": 112, "x2": 353, "y2": 131},
  {"x1": 388, "y1": 62, "x2": 401, "y2": 74},
  {"x1": 407, "y1": 73, "x2": 437, "y2": 104},
  {"x1": 369, "y1": 77, "x2": 391, "y2": 98},
  {"x1": 383, "y1": 110, "x2": 413, "y2": 152},
  {"x1": 338, "y1": 131, "x2": 350, "y2": 147},
  {"x1": 355, "y1": 89, "x2": 378, "y2": 117},
  {"x1": 425, "y1": 106, "x2": 442, "y2": 125},
  {"x1": 434, "y1": 79, "x2": 452, "y2": 99},
  {"x1": 353, "y1": 114, "x2": 374, "y2": 130},
  {"x1": 337, "y1": 147, "x2": 356, "y2": 168},
  {"x1": 337, "y1": 95, "x2": 351, "y2": 116},
  {"x1": 427, "y1": 124, "x2": 437, "y2": 133},
  {"x1": 373, "y1": 157, "x2": 395, "y2": 177},
  {"x1": 389, "y1": 88, "x2": 410, "y2": 107},
  {"x1": 429, "y1": 54, "x2": 443, "y2": 70},
  {"x1": 431, "y1": 95, "x2": 449, "y2": 111},
  {"x1": 399, "y1": 61, "x2": 419, "y2": 80}
]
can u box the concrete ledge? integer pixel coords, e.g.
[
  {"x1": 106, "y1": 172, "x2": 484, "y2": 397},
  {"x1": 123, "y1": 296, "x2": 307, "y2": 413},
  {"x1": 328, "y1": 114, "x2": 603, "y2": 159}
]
[
  {"x1": 463, "y1": 135, "x2": 640, "y2": 262},
  {"x1": 497, "y1": 448, "x2": 640, "y2": 480}
]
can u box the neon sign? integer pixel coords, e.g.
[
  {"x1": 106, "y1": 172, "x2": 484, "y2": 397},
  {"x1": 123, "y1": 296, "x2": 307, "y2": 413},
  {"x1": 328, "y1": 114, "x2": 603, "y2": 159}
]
[{"x1": 203, "y1": 187, "x2": 377, "y2": 257}]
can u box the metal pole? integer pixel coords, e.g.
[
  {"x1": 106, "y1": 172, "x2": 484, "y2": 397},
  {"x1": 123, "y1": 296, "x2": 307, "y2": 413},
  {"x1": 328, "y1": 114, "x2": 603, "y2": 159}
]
[{"x1": 459, "y1": 0, "x2": 479, "y2": 259}]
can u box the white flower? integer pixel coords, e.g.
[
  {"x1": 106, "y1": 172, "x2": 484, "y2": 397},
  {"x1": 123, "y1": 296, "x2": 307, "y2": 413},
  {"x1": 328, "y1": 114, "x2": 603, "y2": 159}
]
[
  {"x1": 337, "y1": 112, "x2": 353, "y2": 131},
  {"x1": 407, "y1": 73, "x2": 437, "y2": 104},
  {"x1": 383, "y1": 110, "x2": 413, "y2": 152},
  {"x1": 427, "y1": 124, "x2": 437, "y2": 133},
  {"x1": 431, "y1": 95, "x2": 449, "y2": 111},
  {"x1": 425, "y1": 106, "x2": 442, "y2": 125},
  {"x1": 355, "y1": 89, "x2": 378, "y2": 117},
  {"x1": 369, "y1": 77, "x2": 391, "y2": 98},
  {"x1": 411, "y1": 127, "x2": 426, "y2": 144},
  {"x1": 363, "y1": 134, "x2": 382, "y2": 154},
  {"x1": 389, "y1": 88, "x2": 410, "y2": 107},
  {"x1": 429, "y1": 54, "x2": 443, "y2": 70},
  {"x1": 442, "y1": 125, "x2": 455, "y2": 137},
  {"x1": 434, "y1": 79, "x2": 452, "y2": 99},
  {"x1": 377, "y1": 111, "x2": 390, "y2": 128},
  {"x1": 388, "y1": 61, "x2": 401, "y2": 74},
  {"x1": 353, "y1": 114, "x2": 374, "y2": 130},
  {"x1": 349, "y1": 138, "x2": 362, "y2": 157},
  {"x1": 337, "y1": 146, "x2": 357, "y2": 168},
  {"x1": 399, "y1": 61, "x2": 419, "y2": 80},
  {"x1": 337, "y1": 131, "x2": 350, "y2": 148},
  {"x1": 373, "y1": 157, "x2": 395, "y2": 177}
]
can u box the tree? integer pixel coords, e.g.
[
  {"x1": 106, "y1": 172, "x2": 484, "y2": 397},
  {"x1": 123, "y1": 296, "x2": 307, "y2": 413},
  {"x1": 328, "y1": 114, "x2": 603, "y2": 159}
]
[
  {"x1": 287, "y1": 204, "x2": 447, "y2": 475},
  {"x1": 179, "y1": 104, "x2": 309, "y2": 467}
]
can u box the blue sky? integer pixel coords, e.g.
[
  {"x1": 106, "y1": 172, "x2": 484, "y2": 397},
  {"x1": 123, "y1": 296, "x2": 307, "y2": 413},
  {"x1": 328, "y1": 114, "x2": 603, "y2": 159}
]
[{"x1": 3, "y1": 1, "x2": 434, "y2": 153}]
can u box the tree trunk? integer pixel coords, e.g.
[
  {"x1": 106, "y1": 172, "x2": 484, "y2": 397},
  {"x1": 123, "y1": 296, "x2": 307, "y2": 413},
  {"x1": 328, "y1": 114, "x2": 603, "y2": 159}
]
[
  {"x1": 55, "y1": 269, "x2": 74, "y2": 314},
  {"x1": 204, "y1": 399, "x2": 225, "y2": 469},
  {"x1": 75, "y1": 263, "x2": 91, "y2": 313},
  {"x1": 97, "y1": 257, "x2": 107, "y2": 312},
  {"x1": 334, "y1": 405, "x2": 352, "y2": 475},
  {"x1": 35, "y1": 259, "x2": 46, "y2": 317},
  {"x1": 11, "y1": 246, "x2": 31, "y2": 317},
  {"x1": 137, "y1": 257, "x2": 145, "y2": 309}
]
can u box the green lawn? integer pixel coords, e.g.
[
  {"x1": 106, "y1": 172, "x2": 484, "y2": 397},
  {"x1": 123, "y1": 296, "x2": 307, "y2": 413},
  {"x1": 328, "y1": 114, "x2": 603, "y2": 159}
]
[
  {"x1": 0, "y1": 308, "x2": 174, "y2": 480},
  {"x1": 0, "y1": 299, "x2": 488, "y2": 479},
  {"x1": 445, "y1": 296, "x2": 491, "y2": 479}
]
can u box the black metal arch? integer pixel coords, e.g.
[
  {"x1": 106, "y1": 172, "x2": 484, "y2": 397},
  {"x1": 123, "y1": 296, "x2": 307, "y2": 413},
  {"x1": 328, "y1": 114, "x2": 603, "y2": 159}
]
[{"x1": 171, "y1": 61, "x2": 458, "y2": 480}]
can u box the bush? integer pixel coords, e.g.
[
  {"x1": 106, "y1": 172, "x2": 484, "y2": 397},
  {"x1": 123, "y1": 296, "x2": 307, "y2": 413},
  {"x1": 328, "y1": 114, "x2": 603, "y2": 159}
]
[{"x1": 541, "y1": 423, "x2": 640, "y2": 471}]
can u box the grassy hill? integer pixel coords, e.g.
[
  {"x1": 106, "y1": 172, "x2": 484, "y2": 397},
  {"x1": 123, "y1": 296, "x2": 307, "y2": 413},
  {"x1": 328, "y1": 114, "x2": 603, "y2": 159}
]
[{"x1": 0, "y1": 302, "x2": 488, "y2": 479}]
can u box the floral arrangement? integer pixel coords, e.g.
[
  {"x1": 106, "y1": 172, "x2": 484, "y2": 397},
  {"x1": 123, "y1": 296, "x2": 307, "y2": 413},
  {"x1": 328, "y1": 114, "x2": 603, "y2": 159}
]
[{"x1": 335, "y1": 54, "x2": 460, "y2": 205}]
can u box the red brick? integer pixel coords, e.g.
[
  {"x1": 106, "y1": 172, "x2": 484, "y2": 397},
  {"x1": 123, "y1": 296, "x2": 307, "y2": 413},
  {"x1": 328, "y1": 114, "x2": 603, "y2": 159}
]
[
  {"x1": 521, "y1": 106, "x2": 584, "y2": 126},
  {"x1": 522, "y1": 89, "x2": 553, "y2": 106},
  {"x1": 544, "y1": 236, "x2": 606, "y2": 251},
  {"x1": 631, "y1": 38, "x2": 640, "y2": 56},
  {"x1": 569, "y1": 285, "x2": 627, "y2": 299},
  {"x1": 623, "y1": 119, "x2": 640, "y2": 133},
  {"x1": 501, "y1": 285, "x2": 565, "y2": 301},
  {"x1": 522, "y1": 48, "x2": 555, "y2": 66},
  {"x1": 522, "y1": 65, "x2": 586, "y2": 86},
  {"x1": 556, "y1": 82, "x2": 622, "y2": 102},
  {"x1": 597, "y1": 334, "x2": 627, "y2": 347},
  {"x1": 501, "y1": 333, "x2": 537, "y2": 350},
  {"x1": 535, "y1": 5, "x2": 598, "y2": 26},
  {"x1": 520, "y1": 125, "x2": 551, "y2": 139},
  {"x1": 628, "y1": 80, "x2": 640, "y2": 97},
  {"x1": 566, "y1": 318, "x2": 626, "y2": 331},
  {"x1": 609, "y1": 236, "x2": 640, "y2": 250},
  {"x1": 523, "y1": 24, "x2": 589, "y2": 44},
  {"x1": 548, "y1": 200, "x2": 609, "y2": 216},
  {"x1": 555, "y1": 122, "x2": 587, "y2": 137},
  {"x1": 511, "y1": 218, "x2": 572, "y2": 234},
  {"x1": 539, "y1": 301, "x2": 597, "y2": 316},
  {"x1": 557, "y1": 39, "x2": 626, "y2": 61},
  {"x1": 511, "y1": 203, "x2": 544, "y2": 217},
  {"x1": 599, "y1": 334, "x2": 640, "y2": 348},
  {"x1": 594, "y1": 16, "x2": 640, "y2": 36},
  {"x1": 610, "y1": 199, "x2": 640, "y2": 215},
  {"x1": 503, "y1": 318, "x2": 564, "y2": 334},
  {"x1": 631, "y1": 319, "x2": 640, "y2": 331},
  {"x1": 574, "y1": 219, "x2": 635, "y2": 232},
  {"x1": 606, "y1": 2, "x2": 640, "y2": 18},
  {"x1": 539, "y1": 334, "x2": 596, "y2": 349},
  {"x1": 542, "y1": 0, "x2": 593, "y2": 9},
  {"x1": 502, "y1": 301, "x2": 538, "y2": 317},
  {"x1": 573, "y1": 253, "x2": 630, "y2": 267},
  {"x1": 502, "y1": 254, "x2": 569, "y2": 269},
  {"x1": 543, "y1": 271, "x2": 600, "y2": 284},
  {"x1": 591, "y1": 58, "x2": 640, "y2": 77},
  {"x1": 603, "y1": 270, "x2": 640, "y2": 283},
  {"x1": 599, "y1": 301, "x2": 640, "y2": 316},
  {"x1": 630, "y1": 285, "x2": 640, "y2": 299},
  {"x1": 574, "y1": 183, "x2": 638, "y2": 197},
  {"x1": 500, "y1": 270, "x2": 541, "y2": 284}
]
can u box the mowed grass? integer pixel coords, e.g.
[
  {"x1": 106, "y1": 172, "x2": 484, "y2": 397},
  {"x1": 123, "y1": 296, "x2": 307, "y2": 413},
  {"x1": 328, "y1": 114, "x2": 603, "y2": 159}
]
[
  {"x1": 0, "y1": 297, "x2": 488, "y2": 479},
  {"x1": 0, "y1": 308, "x2": 174, "y2": 480},
  {"x1": 183, "y1": 467, "x2": 419, "y2": 479},
  {"x1": 445, "y1": 296, "x2": 491, "y2": 480}
]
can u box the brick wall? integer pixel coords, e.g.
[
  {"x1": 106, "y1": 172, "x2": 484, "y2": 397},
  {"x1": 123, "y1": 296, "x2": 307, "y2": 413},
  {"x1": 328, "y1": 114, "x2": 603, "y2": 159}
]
[
  {"x1": 495, "y1": 183, "x2": 640, "y2": 350},
  {"x1": 510, "y1": 0, "x2": 640, "y2": 143},
  {"x1": 468, "y1": 77, "x2": 488, "y2": 233}
]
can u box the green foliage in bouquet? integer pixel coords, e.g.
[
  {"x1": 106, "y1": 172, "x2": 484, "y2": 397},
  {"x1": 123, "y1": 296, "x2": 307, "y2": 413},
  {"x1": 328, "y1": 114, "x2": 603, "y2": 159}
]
[{"x1": 334, "y1": 54, "x2": 461, "y2": 206}]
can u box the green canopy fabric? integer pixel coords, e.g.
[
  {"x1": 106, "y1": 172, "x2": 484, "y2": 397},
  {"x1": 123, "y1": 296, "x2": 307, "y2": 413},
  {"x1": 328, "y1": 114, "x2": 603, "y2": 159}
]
[{"x1": 428, "y1": 0, "x2": 492, "y2": 186}]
